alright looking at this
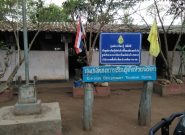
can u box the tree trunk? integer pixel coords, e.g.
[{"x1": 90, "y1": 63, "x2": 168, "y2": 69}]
[
  {"x1": 7, "y1": 58, "x2": 24, "y2": 84},
  {"x1": 83, "y1": 83, "x2": 94, "y2": 130},
  {"x1": 0, "y1": 58, "x2": 24, "y2": 93},
  {"x1": 0, "y1": 31, "x2": 40, "y2": 93}
]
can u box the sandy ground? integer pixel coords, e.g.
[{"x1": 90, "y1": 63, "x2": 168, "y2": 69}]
[{"x1": 0, "y1": 81, "x2": 185, "y2": 135}]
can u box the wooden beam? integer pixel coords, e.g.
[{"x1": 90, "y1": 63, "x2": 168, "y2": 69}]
[
  {"x1": 138, "y1": 81, "x2": 153, "y2": 125},
  {"x1": 64, "y1": 42, "x2": 69, "y2": 80},
  {"x1": 138, "y1": 54, "x2": 154, "y2": 126}
]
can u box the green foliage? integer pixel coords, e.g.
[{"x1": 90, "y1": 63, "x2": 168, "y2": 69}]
[
  {"x1": 0, "y1": 0, "x2": 19, "y2": 21},
  {"x1": 30, "y1": 3, "x2": 65, "y2": 22},
  {"x1": 62, "y1": 0, "x2": 87, "y2": 21},
  {"x1": 62, "y1": 0, "x2": 138, "y2": 23},
  {"x1": 0, "y1": 0, "x2": 61, "y2": 22},
  {"x1": 0, "y1": 0, "x2": 44, "y2": 22},
  {"x1": 0, "y1": 0, "x2": 139, "y2": 23},
  {"x1": 27, "y1": 0, "x2": 43, "y2": 22},
  {"x1": 122, "y1": 13, "x2": 134, "y2": 25}
]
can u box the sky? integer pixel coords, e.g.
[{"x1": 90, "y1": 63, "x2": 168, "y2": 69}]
[
  {"x1": 44, "y1": 0, "x2": 64, "y2": 6},
  {"x1": 120, "y1": 1, "x2": 181, "y2": 25},
  {"x1": 44, "y1": 0, "x2": 181, "y2": 26}
]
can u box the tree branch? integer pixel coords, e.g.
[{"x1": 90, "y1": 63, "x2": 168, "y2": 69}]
[
  {"x1": 89, "y1": 0, "x2": 114, "y2": 65},
  {"x1": 154, "y1": 0, "x2": 169, "y2": 65},
  {"x1": 170, "y1": 17, "x2": 185, "y2": 71}
]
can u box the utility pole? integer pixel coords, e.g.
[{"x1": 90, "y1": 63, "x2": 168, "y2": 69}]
[
  {"x1": 14, "y1": 0, "x2": 41, "y2": 115},
  {"x1": 22, "y1": 0, "x2": 29, "y2": 85}
]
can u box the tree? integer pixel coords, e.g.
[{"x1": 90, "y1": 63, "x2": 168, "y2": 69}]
[
  {"x1": 30, "y1": 3, "x2": 65, "y2": 22},
  {"x1": 122, "y1": 13, "x2": 134, "y2": 25},
  {"x1": 135, "y1": 1, "x2": 185, "y2": 125},
  {"x1": 0, "y1": 0, "x2": 45, "y2": 92},
  {"x1": 135, "y1": 0, "x2": 185, "y2": 82},
  {"x1": 155, "y1": 0, "x2": 185, "y2": 81},
  {"x1": 62, "y1": 0, "x2": 139, "y2": 64},
  {"x1": 168, "y1": 0, "x2": 185, "y2": 80}
]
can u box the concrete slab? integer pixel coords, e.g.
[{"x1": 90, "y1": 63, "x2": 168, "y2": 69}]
[{"x1": 0, "y1": 102, "x2": 62, "y2": 135}]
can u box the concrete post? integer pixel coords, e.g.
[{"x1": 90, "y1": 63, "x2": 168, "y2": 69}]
[{"x1": 83, "y1": 83, "x2": 94, "y2": 130}]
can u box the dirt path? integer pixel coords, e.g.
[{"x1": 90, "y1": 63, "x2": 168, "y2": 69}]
[{"x1": 0, "y1": 82, "x2": 185, "y2": 135}]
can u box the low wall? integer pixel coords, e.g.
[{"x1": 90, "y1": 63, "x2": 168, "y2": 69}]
[{"x1": 0, "y1": 51, "x2": 66, "y2": 81}]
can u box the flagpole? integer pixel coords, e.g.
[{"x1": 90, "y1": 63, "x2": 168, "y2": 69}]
[
  {"x1": 82, "y1": 37, "x2": 94, "y2": 131},
  {"x1": 76, "y1": 13, "x2": 94, "y2": 130},
  {"x1": 82, "y1": 38, "x2": 90, "y2": 66},
  {"x1": 79, "y1": 16, "x2": 89, "y2": 66}
]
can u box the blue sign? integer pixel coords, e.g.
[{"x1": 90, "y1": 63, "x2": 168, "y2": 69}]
[
  {"x1": 83, "y1": 65, "x2": 156, "y2": 82},
  {"x1": 100, "y1": 33, "x2": 142, "y2": 65}
]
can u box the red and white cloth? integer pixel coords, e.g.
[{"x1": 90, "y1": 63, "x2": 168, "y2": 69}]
[{"x1": 74, "y1": 17, "x2": 86, "y2": 54}]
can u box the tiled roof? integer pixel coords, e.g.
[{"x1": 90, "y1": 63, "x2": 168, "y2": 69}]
[{"x1": 0, "y1": 21, "x2": 184, "y2": 34}]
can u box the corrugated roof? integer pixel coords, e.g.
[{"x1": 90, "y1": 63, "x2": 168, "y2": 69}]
[{"x1": 0, "y1": 21, "x2": 184, "y2": 34}]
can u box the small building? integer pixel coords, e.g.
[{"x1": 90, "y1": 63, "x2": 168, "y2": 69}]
[{"x1": 0, "y1": 21, "x2": 184, "y2": 81}]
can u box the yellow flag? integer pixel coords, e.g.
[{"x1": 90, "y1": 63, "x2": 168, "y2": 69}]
[{"x1": 147, "y1": 20, "x2": 160, "y2": 57}]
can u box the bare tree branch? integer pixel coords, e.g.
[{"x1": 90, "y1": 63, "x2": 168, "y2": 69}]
[
  {"x1": 89, "y1": 0, "x2": 114, "y2": 65},
  {"x1": 170, "y1": 16, "x2": 185, "y2": 70},
  {"x1": 154, "y1": 0, "x2": 169, "y2": 66}
]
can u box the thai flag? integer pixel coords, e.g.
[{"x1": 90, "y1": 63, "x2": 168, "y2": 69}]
[{"x1": 74, "y1": 17, "x2": 86, "y2": 54}]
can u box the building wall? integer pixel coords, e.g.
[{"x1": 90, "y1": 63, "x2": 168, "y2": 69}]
[
  {"x1": 0, "y1": 50, "x2": 184, "y2": 81},
  {"x1": 0, "y1": 51, "x2": 66, "y2": 81}
]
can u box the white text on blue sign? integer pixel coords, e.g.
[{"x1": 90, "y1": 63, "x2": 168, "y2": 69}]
[{"x1": 83, "y1": 65, "x2": 156, "y2": 82}]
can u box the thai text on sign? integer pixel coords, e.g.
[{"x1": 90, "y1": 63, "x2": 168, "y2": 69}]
[{"x1": 83, "y1": 65, "x2": 156, "y2": 82}]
